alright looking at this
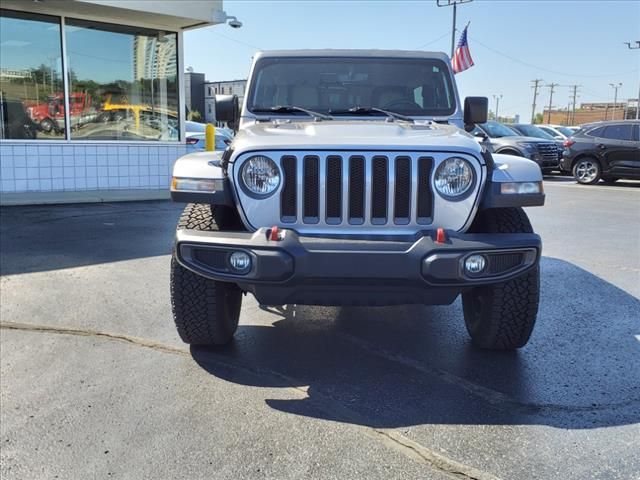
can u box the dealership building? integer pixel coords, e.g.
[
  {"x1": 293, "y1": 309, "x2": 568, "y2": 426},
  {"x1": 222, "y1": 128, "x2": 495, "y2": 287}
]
[{"x1": 0, "y1": 0, "x2": 232, "y2": 205}]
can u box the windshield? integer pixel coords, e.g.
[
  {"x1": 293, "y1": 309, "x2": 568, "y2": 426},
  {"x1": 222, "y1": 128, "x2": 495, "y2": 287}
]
[
  {"x1": 480, "y1": 121, "x2": 519, "y2": 138},
  {"x1": 247, "y1": 56, "x2": 456, "y2": 117},
  {"x1": 513, "y1": 125, "x2": 555, "y2": 140},
  {"x1": 556, "y1": 126, "x2": 574, "y2": 137}
]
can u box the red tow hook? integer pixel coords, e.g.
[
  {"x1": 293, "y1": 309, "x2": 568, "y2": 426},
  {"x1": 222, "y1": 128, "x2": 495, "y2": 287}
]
[
  {"x1": 269, "y1": 225, "x2": 281, "y2": 241},
  {"x1": 436, "y1": 228, "x2": 447, "y2": 244}
]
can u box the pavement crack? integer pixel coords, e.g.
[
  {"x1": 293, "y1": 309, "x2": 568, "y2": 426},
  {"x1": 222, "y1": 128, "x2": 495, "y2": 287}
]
[
  {"x1": 372, "y1": 429, "x2": 502, "y2": 480},
  {"x1": 0, "y1": 321, "x2": 189, "y2": 357}
]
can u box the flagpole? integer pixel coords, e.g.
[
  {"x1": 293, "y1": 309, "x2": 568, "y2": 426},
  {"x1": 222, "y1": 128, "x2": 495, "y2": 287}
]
[{"x1": 450, "y1": 2, "x2": 457, "y2": 58}]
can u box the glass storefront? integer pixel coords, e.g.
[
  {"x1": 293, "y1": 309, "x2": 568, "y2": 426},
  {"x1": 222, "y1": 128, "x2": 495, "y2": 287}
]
[
  {"x1": 0, "y1": 9, "x2": 179, "y2": 142},
  {"x1": 0, "y1": 10, "x2": 64, "y2": 140}
]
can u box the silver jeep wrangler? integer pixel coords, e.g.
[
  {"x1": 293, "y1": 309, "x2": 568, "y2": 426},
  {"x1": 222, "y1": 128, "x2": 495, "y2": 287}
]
[{"x1": 170, "y1": 50, "x2": 545, "y2": 350}]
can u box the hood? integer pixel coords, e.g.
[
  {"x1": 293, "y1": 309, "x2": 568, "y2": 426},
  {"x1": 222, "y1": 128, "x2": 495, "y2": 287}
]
[
  {"x1": 491, "y1": 135, "x2": 556, "y2": 145},
  {"x1": 229, "y1": 120, "x2": 483, "y2": 157}
]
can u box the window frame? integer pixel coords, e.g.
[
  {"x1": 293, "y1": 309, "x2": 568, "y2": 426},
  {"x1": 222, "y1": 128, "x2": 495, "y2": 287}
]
[
  {"x1": 0, "y1": 9, "x2": 66, "y2": 140},
  {"x1": 0, "y1": 8, "x2": 181, "y2": 143}
]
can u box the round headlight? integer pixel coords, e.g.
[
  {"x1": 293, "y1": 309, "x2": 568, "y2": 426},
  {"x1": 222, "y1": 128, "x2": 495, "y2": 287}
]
[
  {"x1": 434, "y1": 157, "x2": 474, "y2": 198},
  {"x1": 241, "y1": 156, "x2": 280, "y2": 196}
]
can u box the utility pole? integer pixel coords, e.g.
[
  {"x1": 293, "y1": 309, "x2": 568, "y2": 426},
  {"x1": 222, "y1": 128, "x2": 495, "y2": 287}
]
[
  {"x1": 624, "y1": 41, "x2": 639, "y2": 119},
  {"x1": 436, "y1": 0, "x2": 473, "y2": 58},
  {"x1": 546, "y1": 83, "x2": 559, "y2": 123},
  {"x1": 531, "y1": 79, "x2": 543, "y2": 123},
  {"x1": 609, "y1": 83, "x2": 622, "y2": 120},
  {"x1": 493, "y1": 94, "x2": 503, "y2": 121},
  {"x1": 569, "y1": 84, "x2": 580, "y2": 125}
]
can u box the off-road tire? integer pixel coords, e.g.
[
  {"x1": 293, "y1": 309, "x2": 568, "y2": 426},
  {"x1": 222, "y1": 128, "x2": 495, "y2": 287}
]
[
  {"x1": 170, "y1": 203, "x2": 243, "y2": 345},
  {"x1": 462, "y1": 208, "x2": 540, "y2": 350}
]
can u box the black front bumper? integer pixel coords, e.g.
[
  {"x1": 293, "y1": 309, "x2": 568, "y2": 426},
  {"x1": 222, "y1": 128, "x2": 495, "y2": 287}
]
[{"x1": 175, "y1": 228, "x2": 541, "y2": 306}]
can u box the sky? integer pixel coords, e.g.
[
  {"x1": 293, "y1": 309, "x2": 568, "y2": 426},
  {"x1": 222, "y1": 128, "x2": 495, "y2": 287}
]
[{"x1": 183, "y1": 0, "x2": 640, "y2": 121}]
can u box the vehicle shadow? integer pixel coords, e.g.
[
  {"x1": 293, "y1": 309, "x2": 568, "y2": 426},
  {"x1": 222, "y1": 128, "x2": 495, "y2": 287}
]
[
  {"x1": 191, "y1": 257, "x2": 640, "y2": 430},
  {"x1": 0, "y1": 200, "x2": 182, "y2": 275}
]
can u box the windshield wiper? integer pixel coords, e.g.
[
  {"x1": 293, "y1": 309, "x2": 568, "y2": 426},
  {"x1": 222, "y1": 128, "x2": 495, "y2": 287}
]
[
  {"x1": 252, "y1": 105, "x2": 333, "y2": 121},
  {"x1": 329, "y1": 106, "x2": 414, "y2": 122}
]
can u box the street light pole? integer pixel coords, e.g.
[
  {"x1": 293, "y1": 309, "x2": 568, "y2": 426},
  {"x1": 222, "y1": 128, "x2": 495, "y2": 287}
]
[
  {"x1": 624, "y1": 41, "x2": 639, "y2": 119},
  {"x1": 609, "y1": 83, "x2": 622, "y2": 120},
  {"x1": 493, "y1": 94, "x2": 503, "y2": 121},
  {"x1": 436, "y1": 0, "x2": 473, "y2": 58}
]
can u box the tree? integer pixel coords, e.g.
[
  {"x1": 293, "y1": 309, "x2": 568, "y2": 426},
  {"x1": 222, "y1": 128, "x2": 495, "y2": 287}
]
[
  {"x1": 187, "y1": 110, "x2": 202, "y2": 121},
  {"x1": 533, "y1": 113, "x2": 544, "y2": 124}
]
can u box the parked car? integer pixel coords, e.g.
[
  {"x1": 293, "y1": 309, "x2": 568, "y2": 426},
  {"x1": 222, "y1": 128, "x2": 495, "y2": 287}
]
[
  {"x1": 185, "y1": 121, "x2": 232, "y2": 140},
  {"x1": 472, "y1": 121, "x2": 560, "y2": 172},
  {"x1": 560, "y1": 120, "x2": 640, "y2": 184},
  {"x1": 1, "y1": 99, "x2": 38, "y2": 139},
  {"x1": 170, "y1": 50, "x2": 546, "y2": 351},
  {"x1": 186, "y1": 132, "x2": 230, "y2": 151},
  {"x1": 509, "y1": 124, "x2": 564, "y2": 165},
  {"x1": 538, "y1": 124, "x2": 575, "y2": 140}
]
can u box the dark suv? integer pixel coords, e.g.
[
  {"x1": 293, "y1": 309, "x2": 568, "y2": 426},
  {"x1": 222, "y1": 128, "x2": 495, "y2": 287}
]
[
  {"x1": 472, "y1": 121, "x2": 559, "y2": 172},
  {"x1": 561, "y1": 120, "x2": 640, "y2": 184}
]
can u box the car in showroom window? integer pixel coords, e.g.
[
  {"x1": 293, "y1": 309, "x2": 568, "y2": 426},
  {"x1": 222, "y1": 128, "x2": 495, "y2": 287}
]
[
  {"x1": 64, "y1": 19, "x2": 179, "y2": 141},
  {"x1": 0, "y1": 9, "x2": 64, "y2": 140}
]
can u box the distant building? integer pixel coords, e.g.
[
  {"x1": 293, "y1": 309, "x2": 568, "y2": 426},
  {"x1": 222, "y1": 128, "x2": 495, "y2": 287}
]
[
  {"x1": 543, "y1": 102, "x2": 633, "y2": 125},
  {"x1": 184, "y1": 70, "x2": 206, "y2": 119},
  {"x1": 204, "y1": 79, "x2": 247, "y2": 124}
]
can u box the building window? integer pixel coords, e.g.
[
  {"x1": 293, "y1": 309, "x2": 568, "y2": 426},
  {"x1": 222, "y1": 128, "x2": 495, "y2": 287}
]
[
  {"x1": 207, "y1": 104, "x2": 212, "y2": 114},
  {"x1": 0, "y1": 10, "x2": 64, "y2": 140},
  {"x1": 65, "y1": 19, "x2": 179, "y2": 141}
]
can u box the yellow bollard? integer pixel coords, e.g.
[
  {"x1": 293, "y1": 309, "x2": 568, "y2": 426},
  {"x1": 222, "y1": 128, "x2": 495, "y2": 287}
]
[{"x1": 205, "y1": 123, "x2": 215, "y2": 151}]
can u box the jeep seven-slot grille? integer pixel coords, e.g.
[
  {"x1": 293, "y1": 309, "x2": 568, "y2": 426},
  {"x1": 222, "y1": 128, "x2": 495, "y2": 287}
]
[{"x1": 279, "y1": 154, "x2": 434, "y2": 226}]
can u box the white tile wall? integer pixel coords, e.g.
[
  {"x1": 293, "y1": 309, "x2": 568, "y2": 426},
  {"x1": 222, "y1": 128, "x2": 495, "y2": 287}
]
[{"x1": 0, "y1": 142, "x2": 188, "y2": 194}]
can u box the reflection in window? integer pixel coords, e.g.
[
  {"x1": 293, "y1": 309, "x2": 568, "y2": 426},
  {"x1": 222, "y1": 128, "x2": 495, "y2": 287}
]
[
  {"x1": 65, "y1": 19, "x2": 179, "y2": 141},
  {"x1": 0, "y1": 10, "x2": 64, "y2": 140}
]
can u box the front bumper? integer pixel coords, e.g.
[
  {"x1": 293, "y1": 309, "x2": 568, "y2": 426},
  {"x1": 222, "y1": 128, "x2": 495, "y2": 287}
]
[{"x1": 175, "y1": 228, "x2": 541, "y2": 307}]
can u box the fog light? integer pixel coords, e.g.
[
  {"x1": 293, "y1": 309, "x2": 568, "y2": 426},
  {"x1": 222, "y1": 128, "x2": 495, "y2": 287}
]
[
  {"x1": 229, "y1": 251, "x2": 251, "y2": 273},
  {"x1": 465, "y1": 255, "x2": 486, "y2": 275}
]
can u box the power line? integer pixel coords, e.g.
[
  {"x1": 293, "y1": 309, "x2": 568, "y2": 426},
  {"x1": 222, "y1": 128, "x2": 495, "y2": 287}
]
[
  {"x1": 415, "y1": 31, "x2": 452, "y2": 49},
  {"x1": 530, "y1": 79, "x2": 543, "y2": 123},
  {"x1": 468, "y1": 34, "x2": 638, "y2": 78}
]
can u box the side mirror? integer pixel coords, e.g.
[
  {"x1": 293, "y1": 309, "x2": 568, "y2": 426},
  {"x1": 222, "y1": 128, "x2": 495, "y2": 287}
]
[
  {"x1": 214, "y1": 94, "x2": 239, "y2": 130},
  {"x1": 463, "y1": 96, "x2": 488, "y2": 128}
]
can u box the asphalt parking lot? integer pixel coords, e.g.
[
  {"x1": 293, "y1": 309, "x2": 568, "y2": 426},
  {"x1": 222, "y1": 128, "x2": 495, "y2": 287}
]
[{"x1": 1, "y1": 178, "x2": 639, "y2": 480}]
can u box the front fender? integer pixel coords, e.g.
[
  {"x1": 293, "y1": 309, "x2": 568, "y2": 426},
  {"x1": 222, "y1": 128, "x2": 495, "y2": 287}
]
[
  {"x1": 480, "y1": 154, "x2": 545, "y2": 209},
  {"x1": 171, "y1": 150, "x2": 233, "y2": 205}
]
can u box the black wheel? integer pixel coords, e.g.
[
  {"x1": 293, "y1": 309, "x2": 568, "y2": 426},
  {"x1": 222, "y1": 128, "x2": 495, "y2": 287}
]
[
  {"x1": 39, "y1": 118, "x2": 54, "y2": 133},
  {"x1": 573, "y1": 157, "x2": 601, "y2": 184},
  {"x1": 461, "y1": 208, "x2": 540, "y2": 350},
  {"x1": 112, "y1": 111, "x2": 125, "y2": 122},
  {"x1": 170, "y1": 203, "x2": 243, "y2": 345}
]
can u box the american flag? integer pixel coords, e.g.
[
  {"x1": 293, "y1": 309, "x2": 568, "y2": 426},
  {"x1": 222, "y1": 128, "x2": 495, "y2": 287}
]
[{"x1": 452, "y1": 25, "x2": 474, "y2": 74}]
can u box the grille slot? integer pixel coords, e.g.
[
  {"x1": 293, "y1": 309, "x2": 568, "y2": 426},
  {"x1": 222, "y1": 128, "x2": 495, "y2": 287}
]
[
  {"x1": 280, "y1": 155, "x2": 297, "y2": 222},
  {"x1": 326, "y1": 156, "x2": 342, "y2": 223},
  {"x1": 371, "y1": 156, "x2": 388, "y2": 223},
  {"x1": 417, "y1": 157, "x2": 433, "y2": 223},
  {"x1": 394, "y1": 156, "x2": 411, "y2": 223},
  {"x1": 348, "y1": 156, "x2": 365, "y2": 224},
  {"x1": 303, "y1": 155, "x2": 320, "y2": 223}
]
